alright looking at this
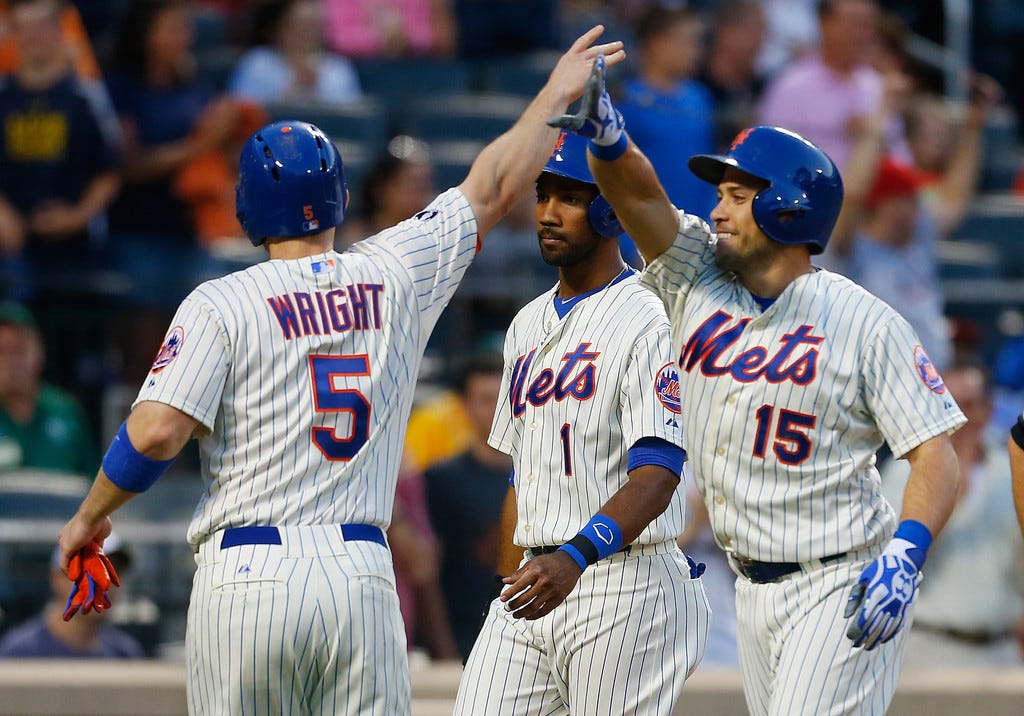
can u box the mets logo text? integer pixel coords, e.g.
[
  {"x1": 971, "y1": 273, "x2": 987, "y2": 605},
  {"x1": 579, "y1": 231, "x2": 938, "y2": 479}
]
[
  {"x1": 151, "y1": 326, "x2": 185, "y2": 373},
  {"x1": 655, "y1": 363, "x2": 682, "y2": 414}
]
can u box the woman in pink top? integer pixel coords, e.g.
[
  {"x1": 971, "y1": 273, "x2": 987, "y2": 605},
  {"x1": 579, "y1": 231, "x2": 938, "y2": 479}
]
[{"x1": 323, "y1": 0, "x2": 456, "y2": 58}]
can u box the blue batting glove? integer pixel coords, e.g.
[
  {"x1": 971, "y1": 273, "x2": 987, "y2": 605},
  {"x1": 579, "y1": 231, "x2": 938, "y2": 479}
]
[
  {"x1": 844, "y1": 521, "x2": 931, "y2": 650},
  {"x1": 686, "y1": 554, "x2": 706, "y2": 579},
  {"x1": 547, "y1": 54, "x2": 625, "y2": 148}
]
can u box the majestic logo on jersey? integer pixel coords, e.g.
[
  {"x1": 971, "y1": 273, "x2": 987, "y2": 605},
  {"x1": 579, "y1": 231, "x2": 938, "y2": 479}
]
[
  {"x1": 913, "y1": 345, "x2": 946, "y2": 393},
  {"x1": 509, "y1": 342, "x2": 599, "y2": 418},
  {"x1": 680, "y1": 311, "x2": 821, "y2": 385},
  {"x1": 655, "y1": 362, "x2": 682, "y2": 414},
  {"x1": 151, "y1": 325, "x2": 184, "y2": 373}
]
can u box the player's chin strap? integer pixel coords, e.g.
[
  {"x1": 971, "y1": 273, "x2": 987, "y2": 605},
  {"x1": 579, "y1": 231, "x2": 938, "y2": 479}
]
[
  {"x1": 844, "y1": 519, "x2": 932, "y2": 650},
  {"x1": 557, "y1": 514, "x2": 624, "y2": 571}
]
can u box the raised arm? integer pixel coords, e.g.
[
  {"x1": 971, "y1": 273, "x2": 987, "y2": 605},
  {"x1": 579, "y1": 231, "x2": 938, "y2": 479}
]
[
  {"x1": 549, "y1": 55, "x2": 679, "y2": 263},
  {"x1": 458, "y1": 26, "x2": 626, "y2": 238}
]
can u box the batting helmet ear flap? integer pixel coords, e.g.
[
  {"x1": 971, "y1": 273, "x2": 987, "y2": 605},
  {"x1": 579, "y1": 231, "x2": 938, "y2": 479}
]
[
  {"x1": 689, "y1": 126, "x2": 843, "y2": 254},
  {"x1": 588, "y1": 194, "x2": 623, "y2": 239}
]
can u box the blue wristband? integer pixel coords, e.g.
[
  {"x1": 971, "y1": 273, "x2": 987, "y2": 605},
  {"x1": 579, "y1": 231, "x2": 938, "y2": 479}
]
[
  {"x1": 101, "y1": 422, "x2": 175, "y2": 493},
  {"x1": 894, "y1": 519, "x2": 933, "y2": 569},
  {"x1": 589, "y1": 132, "x2": 628, "y2": 161},
  {"x1": 557, "y1": 514, "x2": 624, "y2": 570}
]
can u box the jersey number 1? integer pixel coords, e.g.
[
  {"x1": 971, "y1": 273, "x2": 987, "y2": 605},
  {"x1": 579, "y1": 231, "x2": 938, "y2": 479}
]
[
  {"x1": 309, "y1": 354, "x2": 371, "y2": 461},
  {"x1": 752, "y1": 404, "x2": 816, "y2": 465}
]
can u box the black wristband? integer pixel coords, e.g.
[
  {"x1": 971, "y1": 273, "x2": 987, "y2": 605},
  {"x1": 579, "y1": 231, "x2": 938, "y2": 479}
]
[
  {"x1": 564, "y1": 534, "x2": 600, "y2": 566},
  {"x1": 1011, "y1": 415, "x2": 1024, "y2": 450}
]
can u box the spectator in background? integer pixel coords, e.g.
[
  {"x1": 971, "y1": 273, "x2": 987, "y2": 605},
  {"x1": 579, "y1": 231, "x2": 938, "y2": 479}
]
[
  {"x1": 0, "y1": 533, "x2": 144, "y2": 658},
  {"x1": 339, "y1": 135, "x2": 436, "y2": 248},
  {"x1": 758, "y1": 0, "x2": 909, "y2": 171},
  {"x1": 882, "y1": 360, "x2": 1024, "y2": 666},
  {"x1": 423, "y1": 352, "x2": 511, "y2": 661},
  {"x1": 323, "y1": 0, "x2": 456, "y2": 59},
  {"x1": 616, "y1": 4, "x2": 716, "y2": 220},
  {"x1": 697, "y1": 0, "x2": 768, "y2": 152},
  {"x1": 389, "y1": 451, "x2": 461, "y2": 662},
  {"x1": 227, "y1": 0, "x2": 361, "y2": 109},
  {"x1": 104, "y1": 0, "x2": 240, "y2": 244},
  {"x1": 754, "y1": 0, "x2": 817, "y2": 75},
  {"x1": 0, "y1": 0, "x2": 120, "y2": 299},
  {"x1": 454, "y1": 0, "x2": 558, "y2": 59},
  {"x1": 0, "y1": 302, "x2": 97, "y2": 475},
  {"x1": 826, "y1": 72, "x2": 1002, "y2": 371}
]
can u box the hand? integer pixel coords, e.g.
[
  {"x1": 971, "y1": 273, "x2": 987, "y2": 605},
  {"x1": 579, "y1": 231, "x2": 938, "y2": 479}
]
[
  {"x1": 30, "y1": 201, "x2": 88, "y2": 238},
  {"x1": 500, "y1": 551, "x2": 584, "y2": 620},
  {"x1": 58, "y1": 513, "x2": 112, "y2": 575},
  {"x1": 545, "y1": 26, "x2": 626, "y2": 118},
  {"x1": 844, "y1": 538, "x2": 923, "y2": 650},
  {"x1": 63, "y1": 541, "x2": 121, "y2": 621},
  {"x1": 548, "y1": 52, "x2": 625, "y2": 146}
]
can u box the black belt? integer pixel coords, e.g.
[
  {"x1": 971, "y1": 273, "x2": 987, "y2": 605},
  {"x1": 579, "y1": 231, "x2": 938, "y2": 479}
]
[
  {"x1": 914, "y1": 622, "x2": 1015, "y2": 646},
  {"x1": 220, "y1": 524, "x2": 386, "y2": 549},
  {"x1": 732, "y1": 552, "x2": 846, "y2": 584}
]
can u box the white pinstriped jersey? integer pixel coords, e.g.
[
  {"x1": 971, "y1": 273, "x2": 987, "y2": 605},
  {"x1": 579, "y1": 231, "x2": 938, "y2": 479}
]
[
  {"x1": 134, "y1": 189, "x2": 477, "y2": 547},
  {"x1": 488, "y1": 269, "x2": 686, "y2": 548},
  {"x1": 640, "y1": 212, "x2": 967, "y2": 562}
]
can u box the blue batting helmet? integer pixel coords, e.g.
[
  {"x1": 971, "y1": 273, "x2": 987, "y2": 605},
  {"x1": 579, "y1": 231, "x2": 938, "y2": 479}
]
[
  {"x1": 541, "y1": 130, "x2": 623, "y2": 239},
  {"x1": 688, "y1": 126, "x2": 843, "y2": 254},
  {"x1": 236, "y1": 121, "x2": 346, "y2": 246}
]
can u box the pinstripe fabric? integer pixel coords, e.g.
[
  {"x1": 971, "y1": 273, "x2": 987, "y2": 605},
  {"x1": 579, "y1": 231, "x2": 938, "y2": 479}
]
[
  {"x1": 454, "y1": 547, "x2": 710, "y2": 715},
  {"x1": 638, "y1": 210, "x2": 964, "y2": 716},
  {"x1": 135, "y1": 189, "x2": 477, "y2": 547},
  {"x1": 640, "y1": 211, "x2": 966, "y2": 562},
  {"x1": 488, "y1": 271, "x2": 687, "y2": 547},
  {"x1": 461, "y1": 269, "x2": 709, "y2": 714},
  {"x1": 733, "y1": 554, "x2": 907, "y2": 715},
  {"x1": 132, "y1": 188, "x2": 477, "y2": 715},
  {"x1": 188, "y1": 526, "x2": 408, "y2": 715}
]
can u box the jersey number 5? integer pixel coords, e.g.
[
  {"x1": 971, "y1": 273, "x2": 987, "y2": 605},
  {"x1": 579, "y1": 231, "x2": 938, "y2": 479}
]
[
  {"x1": 752, "y1": 404, "x2": 816, "y2": 465},
  {"x1": 309, "y1": 354, "x2": 371, "y2": 461}
]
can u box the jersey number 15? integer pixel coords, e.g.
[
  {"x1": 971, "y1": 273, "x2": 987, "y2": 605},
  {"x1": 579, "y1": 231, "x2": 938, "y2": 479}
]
[{"x1": 752, "y1": 404, "x2": 816, "y2": 465}]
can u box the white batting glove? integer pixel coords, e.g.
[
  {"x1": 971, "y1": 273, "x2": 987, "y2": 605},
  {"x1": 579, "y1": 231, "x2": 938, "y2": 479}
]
[
  {"x1": 548, "y1": 53, "x2": 625, "y2": 148},
  {"x1": 844, "y1": 521, "x2": 931, "y2": 650}
]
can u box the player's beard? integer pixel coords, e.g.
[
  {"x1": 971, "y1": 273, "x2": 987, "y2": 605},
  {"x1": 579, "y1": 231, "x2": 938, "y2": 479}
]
[
  {"x1": 537, "y1": 230, "x2": 601, "y2": 267},
  {"x1": 713, "y1": 234, "x2": 774, "y2": 275}
]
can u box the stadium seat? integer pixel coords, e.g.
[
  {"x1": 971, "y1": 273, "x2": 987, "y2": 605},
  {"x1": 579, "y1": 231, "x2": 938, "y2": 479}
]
[
  {"x1": 404, "y1": 93, "x2": 529, "y2": 143},
  {"x1": 476, "y1": 52, "x2": 561, "y2": 96},
  {"x1": 355, "y1": 58, "x2": 472, "y2": 114}
]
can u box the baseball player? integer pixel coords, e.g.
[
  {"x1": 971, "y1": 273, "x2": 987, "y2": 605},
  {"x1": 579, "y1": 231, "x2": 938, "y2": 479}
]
[
  {"x1": 552, "y1": 57, "x2": 967, "y2": 714},
  {"x1": 55, "y1": 27, "x2": 627, "y2": 716},
  {"x1": 454, "y1": 129, "x2": 710, "y2": 716}
]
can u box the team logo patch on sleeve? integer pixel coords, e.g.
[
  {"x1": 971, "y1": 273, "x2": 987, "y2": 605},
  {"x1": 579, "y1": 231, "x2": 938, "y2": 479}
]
[
  {"x1": 151, "y1": 326, "x2": 185, "y2": 373},
  {"x1": 913, "y1": 345, "x2": 945, "y2": 393},
  {"x1": 655, "y1": 363, "x2": 682, "y2": 414}
]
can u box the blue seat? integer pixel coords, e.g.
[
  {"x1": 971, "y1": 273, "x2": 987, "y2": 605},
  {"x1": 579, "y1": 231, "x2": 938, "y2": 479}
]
[
  {"x1": 355, "y1": 59, "x2": 472, "y2": 111},
  {"x1": 405, "y1": 93, "x2": 529, "y2": 143}
]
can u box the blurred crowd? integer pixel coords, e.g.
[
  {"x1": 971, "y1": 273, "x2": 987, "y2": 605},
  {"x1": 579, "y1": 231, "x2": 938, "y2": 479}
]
[{"x1": 0, "y1": 0, "x2": 1023, "y2": 670}]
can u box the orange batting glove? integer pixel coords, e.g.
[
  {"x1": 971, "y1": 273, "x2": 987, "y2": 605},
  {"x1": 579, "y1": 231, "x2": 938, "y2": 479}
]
[{"x1": 63, "y1": 541, "x2": 120, "y2": 621}]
